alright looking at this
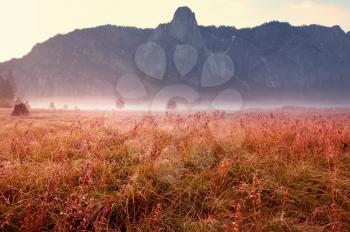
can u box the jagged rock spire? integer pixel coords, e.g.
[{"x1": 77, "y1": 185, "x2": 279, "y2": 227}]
[
  {"x1": 169, "y1": 7, "x2": 203, "y2": 47},
  {"x1": 172, "y1": 7, "x2": 198, "y2": 26}
]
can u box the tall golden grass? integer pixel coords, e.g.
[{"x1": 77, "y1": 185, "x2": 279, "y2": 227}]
[{"x1": 0, "y1": 108, "x2": 349, "y2": 231}]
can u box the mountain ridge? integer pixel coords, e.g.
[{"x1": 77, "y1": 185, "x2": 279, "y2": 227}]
[{"x1": 1, "y1": 6, "x2": 350, "y2": 107}]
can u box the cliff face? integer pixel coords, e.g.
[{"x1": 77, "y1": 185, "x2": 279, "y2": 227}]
[{"x1": 1, "y1": 7, "x2": 350, "y2": 105}]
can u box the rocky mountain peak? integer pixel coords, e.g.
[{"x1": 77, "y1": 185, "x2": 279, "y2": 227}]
[
  {"x1": 168, "y1": 7, "x2": 202, "y2": 47},
  {"x1": 172, "y1": 6, "x2": 197, "y2": 25}
]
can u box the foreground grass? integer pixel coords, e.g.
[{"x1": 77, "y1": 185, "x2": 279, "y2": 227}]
[{"x1": 0, "y1": 108, "x2": 350, "y2": 231}]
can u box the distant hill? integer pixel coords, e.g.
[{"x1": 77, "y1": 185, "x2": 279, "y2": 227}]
[{"x1": 1, "y1": 6, "x2": 350, "y2": 107}]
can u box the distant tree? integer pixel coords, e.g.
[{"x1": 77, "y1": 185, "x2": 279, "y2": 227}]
[
  {"x1": 115, "y1": 97, "x2": 125, "y2": 109},
  {"x1": 63, "y1": 104, "x2": 68, "y2": 110},
  {"x1": 114, "y1": 78, "x2": 125, "y2": 109},
  {"x1": 49, "y1": 102, "x2": 56, "y2": 110},
  {"x1": 167, "y1": 99, "x2": 177, "y2": 111},
  {"x1": 0, "y1": 73, "x2": 16, "y2": 107}
]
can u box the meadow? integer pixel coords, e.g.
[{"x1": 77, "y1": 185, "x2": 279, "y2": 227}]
[{"x1": 0, "y1": 107, "x2": 350, "y2": 231}]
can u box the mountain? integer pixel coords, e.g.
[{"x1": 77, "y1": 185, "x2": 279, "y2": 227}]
[{"x1": 1, "y1": 6, "x2": 350, "y2": 108}]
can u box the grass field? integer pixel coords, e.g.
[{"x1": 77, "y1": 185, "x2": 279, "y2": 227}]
[{"x1": 0, "y1": 108, "x2": 350, "y2": 231}]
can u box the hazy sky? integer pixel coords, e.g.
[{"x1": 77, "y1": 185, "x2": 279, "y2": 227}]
[{"x1": 1, "y1": 0, "x2": 350, "y2": 62}]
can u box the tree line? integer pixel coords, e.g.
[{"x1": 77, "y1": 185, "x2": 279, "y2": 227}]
[{"x1": 0, "y1": 73, "x2": 16, "y2": 107}]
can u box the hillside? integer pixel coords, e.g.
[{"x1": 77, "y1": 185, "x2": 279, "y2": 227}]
[{"x1": 1, "y1": 7, "x2": 350, "y2": 107}]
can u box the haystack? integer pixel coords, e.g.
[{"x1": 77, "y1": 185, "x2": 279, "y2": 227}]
[{"x1": 11, "y1": 103, "x2": 30, "y2": 116}]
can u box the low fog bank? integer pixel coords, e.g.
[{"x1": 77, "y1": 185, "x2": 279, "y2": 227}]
[{"x1": 26, "y1": 96, "x2": 350, "y2": 112}]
